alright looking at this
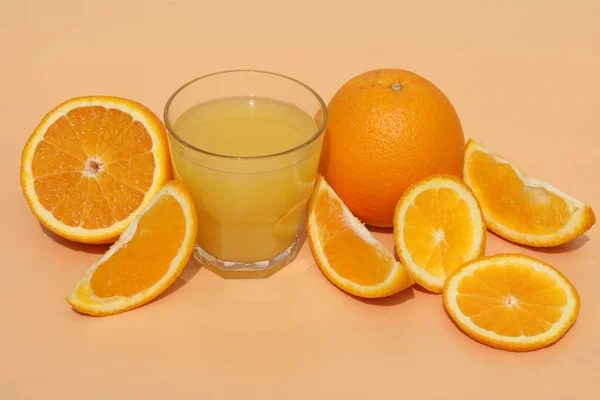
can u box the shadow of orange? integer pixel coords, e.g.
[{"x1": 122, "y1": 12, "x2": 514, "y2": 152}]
[
  {"x1": 367, "y1": 226, "x2": 393, "y2": 234},
  {"x1": 155, "y1": 258, "x2": 201, "y2": 300},
  {"x1": 354, "y1": 286, "x2": 415, "y2": 306},
  {"x1": 40, "y1": 223, "x2": 110, "y2": 255},
  {"x1": 491, "y1": 231, "x2": 591, "y2": 254}
]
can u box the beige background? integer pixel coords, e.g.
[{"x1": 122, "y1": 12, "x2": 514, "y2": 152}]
[{"x1": 2, "y1": 0, "x2": 599, "y2": 398}]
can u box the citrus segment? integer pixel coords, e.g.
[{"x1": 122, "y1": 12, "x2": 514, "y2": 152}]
[
  {"x1": 81, "y1": 179, "x2": 115, "y2": 229},
  {"x1": 307, "y1": 176, "x2": 413, "y2": 298},
  {"x1": 100, "y1": 120, "x2": 153, "y2": 163},
  {"x1": 31, "y1": 141, "x2": 84, "y2": 176},
  {"x1": 394, "y1": 175, "x2": 486, "y2": 293},
  {"x1": 95, "y1": 108, "x2": 135, "y2": 156},
  {"x1": 443, "y1": 254, "x2": 580, "y2": 351},
  {"x1": 44, "y1": 117, "x2": 88, "y2": 161},
  {"x1": 67, "y1": 181, "x2": 197, "y2": 316},
  {"x1": 102, "y1": 153, "x2": 156, "y2": 191},
  {"x1": 463, "y1": 139, "x2": 595, "y2": 246},
  {"x1": 33, "y1": 172, "x2": 82, "y2": 211},
  {"x1": 65, "y1": 105, "x2": 107, "y2": 155},
  {"x1": 51, "y1": 177, "x2": 91, "y2": 227},
  {"x1": 21, "y1": 96, "x2": 171, "y2": 244},
  {"x1": 96, "y1": 171, "x2": 145, "y2": 221}
]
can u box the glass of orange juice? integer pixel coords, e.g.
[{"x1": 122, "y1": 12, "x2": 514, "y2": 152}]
[{"x1": 164, "y1": 70, "x2": 327, "y2": 277}]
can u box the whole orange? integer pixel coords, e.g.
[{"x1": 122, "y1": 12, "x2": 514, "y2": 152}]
[{"x1": 319, "y1": 69, "x2": 465, "y2": 227}]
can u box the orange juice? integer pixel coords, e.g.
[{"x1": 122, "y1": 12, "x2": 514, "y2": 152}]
[{"x1": 170, "y1": 96, "x2": 322, "y2": 263}]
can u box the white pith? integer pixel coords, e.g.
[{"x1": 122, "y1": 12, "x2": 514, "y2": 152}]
[{"x1": 82, "y1": 157, "x2": 104, "y2": 178}]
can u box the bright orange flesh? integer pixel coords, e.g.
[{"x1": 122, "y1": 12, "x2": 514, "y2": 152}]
[
  {"x1": 307, "y1": 176, "x2": 413, "y2": 298},
  {"x1": 67, "y1": 181, "x2": 197, "y2": 316},
  {"x1": 455, "y1": 262, "x2": 566, "y2": 336},
  {"x1": 443, "y1": 254, "x2": 580, "y2": 351},
  {"x1": 394, "y1": 175, "x2": 486, "y2": 293},
  {"x1": 463, "y1": 139, "x2": 595, "y2": 246},
  {"x1": 404, "y1": 188, "x2": 478, "y2": 278},
  {"x1": 21, "y1": 96, "x2": 172, "y2": 243},
  {"x1": 312, "y1": 186, "x2": 394, "y2": 285},
  {"x1": 31, "y1": 109, "x2": 151, "y2": 229},
  {"x1": 467, "y1": 150, "x2": 572, "y2": 235},
  {"x1": 89, "y1": 194, "x2": 186, "y2": 298}
]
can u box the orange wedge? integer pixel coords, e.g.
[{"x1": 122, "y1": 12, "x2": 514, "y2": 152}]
[
  {"x1": 21, "y1": 96, "x2": 172, "y2": 244},
  {"x1": 443, "y1": 254, "x2": 580, "y2": 352},
  {"x1": 306, "y1": 176, "x2": 413, "y2": 298},
  {"x1": 463, "y1": 139, "x2": 595, "y2": 247},
  {"x1": 67, "y1": 181, "x2": 197, "y2": 316},
  {"x1": 394, "y1": 175, "x2": 486, "y2": 293}
]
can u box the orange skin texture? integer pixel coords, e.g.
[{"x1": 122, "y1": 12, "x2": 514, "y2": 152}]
[{"x1": 319, "y1": 69, "x2": 465, "y2": 227}]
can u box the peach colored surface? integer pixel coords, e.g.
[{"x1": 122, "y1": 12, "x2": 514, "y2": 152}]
[{"x1": 2, "y1": 0, "x2": 599, "y2": 398}]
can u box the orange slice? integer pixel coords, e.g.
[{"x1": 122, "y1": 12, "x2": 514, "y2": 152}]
[
  {"x1": 306, "y1": 176, "x2": 413, "y2": 298},
  {"x1": 20, "y1": 96, "x2": 172, "y2": 244},
  {"x1": 463, "y1": 139, "x2": 595, "y2": 247},
  {"x1": 443, "y1": 254, "x2": 580, "y2": 352},
  {"x1": 67, "y1": 181, "x2": 197, "y2": 316},
  {"x1": 394, "y1": 175, "x2": 486, "y2": 293}
]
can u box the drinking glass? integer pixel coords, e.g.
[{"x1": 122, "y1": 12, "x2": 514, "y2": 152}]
[{"x1": 164, "y1": 70, "x2": 327, "y2": 278}]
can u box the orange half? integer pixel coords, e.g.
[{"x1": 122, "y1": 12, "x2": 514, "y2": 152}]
[
  {"x1": 307, "y1": 176, "x2": 413, "y2": 298},
  {"x1": 20, "y1": 96, "x2": 172, "y2": 244},
  {"x1": 463, "y1": 139, "x2": 595, "y2": 247},
  {"x1": 67, "y1": 181, "x2": 197, "y2": 316}
]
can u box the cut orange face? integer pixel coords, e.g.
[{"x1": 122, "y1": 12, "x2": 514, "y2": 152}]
[
  {"x1": 394, "y1": 175, "x2": 486, "y2": 293},
  {"x1": 20, "y1": 96, "x2": 172, "y2": 244},
  {"x1": 443, "y1": 254, "x2": 580, "y2": 352},
  {"x1": 306, "y1": 176, "x2": 413, "y2": 298},
  {"x1": 67, "y1": 181, "x2": 197, "y2": 316},
  {"x1": 463, "y1": 139, "x2": 595, "y2": 247}
]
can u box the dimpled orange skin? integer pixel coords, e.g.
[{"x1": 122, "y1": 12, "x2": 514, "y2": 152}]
[{"x1": 319, "y1": 69, "x2": 466, "y2": 227}]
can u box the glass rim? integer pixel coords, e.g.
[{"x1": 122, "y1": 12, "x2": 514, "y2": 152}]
[{"x1": 163, "y1": 69, "x2": 328, "y2": 160}]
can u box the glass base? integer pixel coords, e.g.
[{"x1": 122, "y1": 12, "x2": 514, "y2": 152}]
[{"x1": 192, "y1": 236, "x2": 300, "y2": 279}]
